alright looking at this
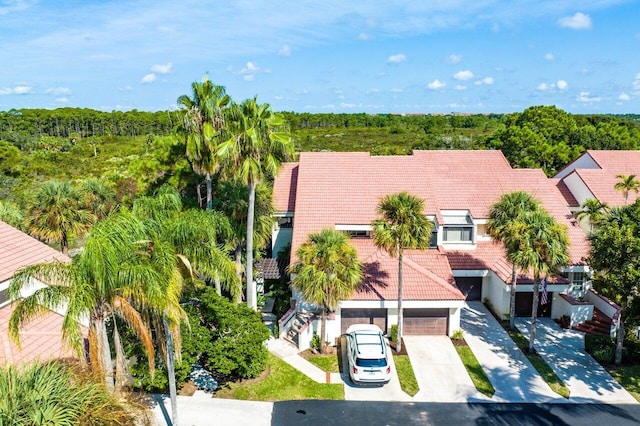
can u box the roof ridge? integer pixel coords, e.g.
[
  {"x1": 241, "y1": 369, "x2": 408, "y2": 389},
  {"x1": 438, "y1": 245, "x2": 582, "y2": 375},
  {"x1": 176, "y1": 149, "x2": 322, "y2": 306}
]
[{"x1": 402, "y1": 254, "x2": 463, "y2": 299}]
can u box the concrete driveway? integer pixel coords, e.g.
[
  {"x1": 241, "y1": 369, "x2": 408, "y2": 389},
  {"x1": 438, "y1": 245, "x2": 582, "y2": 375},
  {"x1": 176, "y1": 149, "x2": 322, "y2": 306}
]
[
  {"x1": 461, "y1": 302, "x2": 560, "y2": 402},
  {"x1": 516, "y1": 317, "x2": 638, "y2": 404},
  {"x1": 403, "y1": 335, "x2": 487, "y2": 402},
  {"x1": 341, "y1": 337, "x2": 412, "y2": 401}
]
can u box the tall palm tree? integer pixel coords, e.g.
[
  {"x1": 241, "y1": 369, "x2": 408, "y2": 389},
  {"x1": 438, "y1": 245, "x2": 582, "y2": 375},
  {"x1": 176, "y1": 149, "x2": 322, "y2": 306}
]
[
  {"x1": 78, "y1": 178, "x2": 117, "y2": 221},
  {"x1": 487, "y1": 191, "x2": 542, "y2": 331},
  {"x1": 218, "y1": 97, "x2": 294, "y2": 310},
  {"x1": 9, "y1": 213, "x2": 157, "y2": 391},
  {"x1": 614, "y1": 174, "x2": 640, "y2": 204},
  {"x1": 26, "y1": 180, "x2": 93, "y2": 254},
  {"x1": 576, "y1": 198, "x2": 609, "y2": 235},
  {"x1": 177, "y1": 76, "x2": 230, "y2": 210},
  {"x1": 290, "y1": 229, "x2": 362, "y2": 352},
  {"x1": 507, "y1": 209, "x2": 569, "y2": 352},
  {"x1": 371, "y1": 192, "x2": 433, "y2": 353}
]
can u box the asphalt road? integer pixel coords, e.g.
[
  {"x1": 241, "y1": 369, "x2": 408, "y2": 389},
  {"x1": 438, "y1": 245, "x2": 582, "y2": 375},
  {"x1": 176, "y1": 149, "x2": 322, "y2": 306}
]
[{"x1": 271, "y1": 401, "x2": 640, "y2": 426}]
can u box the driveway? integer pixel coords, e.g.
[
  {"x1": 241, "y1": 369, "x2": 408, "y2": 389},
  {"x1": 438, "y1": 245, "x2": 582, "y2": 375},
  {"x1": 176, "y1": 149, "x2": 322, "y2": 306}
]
[
  {"x1": 403, "y1": 335, "x2": 486, "y2": 402},
  {"x1": 462, "y1": 302, "x2": 559, "y2": 402},
  {"x1": 341, "y1": 337, "x2": 411, "y2": 401},
  {"x1": 516, "y1": 317, "x2": 638, "y2": 404}
]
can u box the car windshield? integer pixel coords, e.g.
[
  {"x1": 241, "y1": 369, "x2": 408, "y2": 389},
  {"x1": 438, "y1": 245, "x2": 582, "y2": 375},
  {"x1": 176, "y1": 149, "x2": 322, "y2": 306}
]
[{"x1": 356, "y1": 358, "x2": 387, "y2": 368}]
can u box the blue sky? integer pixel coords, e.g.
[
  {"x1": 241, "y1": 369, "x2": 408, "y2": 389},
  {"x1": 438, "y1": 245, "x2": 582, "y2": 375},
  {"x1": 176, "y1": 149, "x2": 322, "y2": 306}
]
[{"x1": 1, "y1": 0, "x2": 639, "y2": 113}]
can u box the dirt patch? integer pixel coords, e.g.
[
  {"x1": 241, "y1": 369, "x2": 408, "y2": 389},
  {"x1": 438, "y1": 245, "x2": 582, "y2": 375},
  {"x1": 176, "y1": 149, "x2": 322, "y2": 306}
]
[
  {"x1": 178, "y1": 381, "x2": 197, "y2": 396},
  {"x1": 451, "y1": 337, "x2": 469, "y2": 348},
  {"x1": 389, "y1": 338, "x2": 408, "y2": 355},
  {"x1": 236, "y1": 364, "x2": 271, "y2": 385}
]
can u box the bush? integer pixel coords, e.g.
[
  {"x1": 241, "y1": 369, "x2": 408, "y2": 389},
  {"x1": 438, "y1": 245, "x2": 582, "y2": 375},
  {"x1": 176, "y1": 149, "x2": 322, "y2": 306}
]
[
  {"x1": 390, "y1": 324, "x2": 398, "y2": 343},
  {"x1": 311, "y1": 333, "x2": 321, "y2": 351},
  {"x1": 452, "y1": 329, "x2": 464, "y2": 340}
]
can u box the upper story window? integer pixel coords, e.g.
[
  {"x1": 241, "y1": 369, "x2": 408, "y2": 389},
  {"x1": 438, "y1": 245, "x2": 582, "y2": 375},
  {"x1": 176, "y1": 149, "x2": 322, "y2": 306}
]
[
  {"x1": 347, "y1": 230, "x2": 371, "y2": 238},
  {"x1": 441, "y1": 211, "x2": 474, "y2": 243},
  {"x1": 0, "y1": 287, "x2": 8, "y2": 307},
  {"x1": 277, "y1": 217, "x2": 293, "y2": 228}
]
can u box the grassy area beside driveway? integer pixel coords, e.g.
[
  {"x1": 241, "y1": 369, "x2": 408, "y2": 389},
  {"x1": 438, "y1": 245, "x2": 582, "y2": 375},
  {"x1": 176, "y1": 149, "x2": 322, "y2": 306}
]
[
  {"x1": 606, "y1": 365, "x2": 640, "y2": 402},
  {"x1": 454, "y1": 342, "x2": 495, "y2": 397},
  {"x1": 214, "y1": 353, "x2": 344, "y2": 401},
  {"x1": 393, "y1": 354, "x2": 419, "y2": 396},
  {"x1": 303, "y1": 352, "x2": 340, "y2": 373}
]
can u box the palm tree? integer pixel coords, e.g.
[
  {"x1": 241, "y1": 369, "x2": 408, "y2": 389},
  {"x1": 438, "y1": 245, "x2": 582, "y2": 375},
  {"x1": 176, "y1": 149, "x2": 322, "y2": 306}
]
[
  {"x1": 177, "y1": 76, "x2": 230, "y2": 210},
  {"x1": 576, "y1": 198, "x2": 609, "y2": 235},
  {"x1": 9, "y1": 213, "x2": 157, "y2": 391},
  {"x1": 371, "y1": 192, "x2": 433, "y2": 353},
  {"x1": 614, "y1": 174, "x2": 640, "y2": 204},
  {"x1": 487, "y1": 191, "x2": 542, "y2": 331},
  {"x1": 0, "y1": 200, "x2": 24, "y2": 230},
  {"x1": 26, "y1": 180, "x2": 93, "y2": 254},
  {"x1": 218, "y1": 97, "x2": 294, "y2": 310},
  {"x1": 78, "y1": 178, "x2": 117, "y2": 221},
  {"x1": 507, "y1": 209, "x2": 569, "y2": 352},
  {"x1": 290, "y1": 229, "x2": 362, "y2": 352}
]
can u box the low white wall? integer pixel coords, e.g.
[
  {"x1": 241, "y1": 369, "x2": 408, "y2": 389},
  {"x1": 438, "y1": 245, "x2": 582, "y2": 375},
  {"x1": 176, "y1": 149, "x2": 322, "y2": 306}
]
[
  {"x1": 553, "y1": 295, "x2": 594, "y2": 327},
  {"x1": 448, "y1": 307, "x2": 461, "y2": 336},
  {"x1": 586, "y1": 290, "x2": 619, "y2": 319},
  {"x1": 487, "y1": 273, "x2": 510, "y2": 319}
]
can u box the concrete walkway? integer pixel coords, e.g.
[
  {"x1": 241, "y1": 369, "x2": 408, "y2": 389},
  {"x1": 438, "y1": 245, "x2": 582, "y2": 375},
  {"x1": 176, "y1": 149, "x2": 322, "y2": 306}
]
[
  {"x1": 404, "y1": 335, "x2": 487, "y2": 402},
  {"x1": 516, "y1": 317, "x2": 638, "y2": 404},
  {"x1": 266, "y1": 337, "x2": 342, "y2": 384},
  {"x1": 461, "y1": 302, "x2": 560, "y2": 403}
]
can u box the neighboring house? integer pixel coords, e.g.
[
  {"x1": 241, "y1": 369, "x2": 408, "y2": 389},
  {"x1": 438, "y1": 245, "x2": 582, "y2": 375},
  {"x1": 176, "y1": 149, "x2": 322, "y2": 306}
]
[
  {"x1": 272, "y1": 150, "x2": 593, "y2": 348},
  {"x1": 0, "y1": 220, "x2": 82, "y2": 365}
]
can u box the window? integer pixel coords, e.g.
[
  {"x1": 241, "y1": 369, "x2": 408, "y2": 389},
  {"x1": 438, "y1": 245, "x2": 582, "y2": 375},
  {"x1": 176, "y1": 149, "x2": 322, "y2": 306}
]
[
  {"x1": 0, "y1": 288, "x2": 7, "y2": 307},
  {"x1": 572, "y1": 272, "x2": 586, "y2": 290},
  {"x1": 443, "y1": 226, "x2": 473, "y2": 242},
  {"x1": 277, "y1": 217, "x2": 293, "y2": 228},
  {"x1": 429, "y1": 229, "x2": 438, "y2": 248},
  {"x1": 347, "y1": 230, "x2": 370, "y2": 238}
]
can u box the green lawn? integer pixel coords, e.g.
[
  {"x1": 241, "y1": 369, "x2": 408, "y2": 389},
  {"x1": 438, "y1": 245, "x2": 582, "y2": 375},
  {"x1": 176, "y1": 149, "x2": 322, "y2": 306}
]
[
  {"x1": 306, "y1": 354, "x2": 340, "y2": 373},
  {"x1": 214, "y1": 353, "x2": 344, "y2": 401},
  {"x1": 455, "y1": 345, "x2": 495, "y2": 397},
  {"x1": 606, "y1": 365, "x2": 640, "y2": 402},
  {"x1": 508, "y1": 330, "x2": 570, "y2": 399},
  {"x1": 393, "y1": 355, "x2": 419, "y2": 396}
]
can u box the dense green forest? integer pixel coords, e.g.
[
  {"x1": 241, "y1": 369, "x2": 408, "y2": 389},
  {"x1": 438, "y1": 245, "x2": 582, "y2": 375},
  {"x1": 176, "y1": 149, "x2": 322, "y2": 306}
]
[{"x1": 2, "y1": 105, "x2": 640, "y2": 211}]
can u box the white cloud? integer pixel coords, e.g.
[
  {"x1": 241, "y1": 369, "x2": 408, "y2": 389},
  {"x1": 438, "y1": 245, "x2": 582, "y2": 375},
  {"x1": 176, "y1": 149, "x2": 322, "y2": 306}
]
[
  {"x1": 427, "y1": 79, "x2": 446, "y2": 90},
  {"x1": 141, "y1": 73, "x2": 156, "y2": 84},
  {"x1": 537, "y1": 83, "x2": 549, "y2": 91},
  {"x1": 387, "y1": 53, "x2": 406, "y2": 64},
  {"x1": 119, "y1": 85, "x2": 132, "y2": 91},
  {"x1": 46, "y1": 87, "x2": 70, "y2": 95},
  {"x1": 357, "y1": 32, "x2": 372, "y2": 41},
  {"x1": 151, "y1": 62, "x2": 172, "y2": 74},
  {"x1": 0, "y1": 85, "x2": 33, "y2": 95},
  {"x1": 455, "y1": 85, "x2": 467, "y2": 91},
  {"x1": 390, "y1": 88, "x2": 403, "y2": 93},
  {"x1": 475, "y1": 77, "x2": 494, "y2": 86},
  {"x1": 366, "y1": 88, "x2": 380, "y2": 94},
  {"x1": 537, "y1": 80, "x2": 568, "y2": 92},
  {"x1": 278, "y1": 44, "x2": 291, "y2": 57},
  {"x1": 556, "y1": 80, "x2": 568, "y2": 90},
  {"x1": 56, "y1": 97, "x2": 69, "y2": 103},
  {"x1": 619, "y1": 92, "x2": 631, "y2": 101},
  {"x1": 237, "y1": 61, "x2": 264, "y2": 81},
  {"x1": 576, "y1": 91, "x2": 600, "y2": 102},
  {"x1": 558, "y1": 12, "x2": 592, "y2": 30},
  {"x1": 446, "y1": 54, "x2": 462, "y2": 64},
  {"x1": 544, "y1": 53, "x2": 554, "y2": 61},
  {"x1": 453, "y1": 70, "x2": 474, "y2": 81},
  {"x1": 633, "y1": 73, "x2": 640, "y2": 93}
]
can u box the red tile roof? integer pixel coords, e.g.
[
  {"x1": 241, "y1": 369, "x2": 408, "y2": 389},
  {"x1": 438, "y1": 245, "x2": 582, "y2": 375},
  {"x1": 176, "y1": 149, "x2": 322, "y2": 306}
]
[
  {"x1": 555, "y1": 179, "x2": 580, "y2": 208},
  {"x1": 0, "y1": 303, "x2": 84, "y2": 366},
  {"x1": 349, "y1": 239, "x2": 464, "y2": 301},
  {"x1": 273, "y1": 162, "x2": 298, "y2": 212},
  {"x1": 0, "y1": 220, "x2": 70, "y2": 283}
]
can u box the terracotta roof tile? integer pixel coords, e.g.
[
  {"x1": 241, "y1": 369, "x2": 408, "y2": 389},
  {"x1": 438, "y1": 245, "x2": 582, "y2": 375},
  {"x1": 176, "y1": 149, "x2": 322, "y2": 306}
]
[
  {"x1": 555, "y1": 179, "x2": 580, "y2": 207},
  {"x1": 273, "y1": 163, "x2": 298, "y2": 212},
  {"x1": 0, "y1": 220, "x2": 70, "y2": 283}
]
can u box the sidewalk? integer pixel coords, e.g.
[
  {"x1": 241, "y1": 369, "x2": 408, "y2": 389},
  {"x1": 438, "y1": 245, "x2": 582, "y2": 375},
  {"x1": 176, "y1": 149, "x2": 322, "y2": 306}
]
[{"x1": 266, "y1": 337, "x2": 342, "y2": 384}]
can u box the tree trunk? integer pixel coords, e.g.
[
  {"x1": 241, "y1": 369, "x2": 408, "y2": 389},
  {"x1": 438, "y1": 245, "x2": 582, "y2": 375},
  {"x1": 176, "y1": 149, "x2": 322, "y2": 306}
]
[
  {"x1": 234, "y1": 244, "x2": 243, "y2": 303},
  {"x1": 320, "y1": 307, "x2": 327, "y2": 353},
  {"x1": 61, "y1": 229, "x2": 68, "y2": 255},
  {"x1": 205, "y1": 173, "x2": 213, "y2": 211},
  {"x1": 214, "y1": 272, "x2": 222, "y2": 297},
  {"x1": 529, "y1": 275, "x2": 540, "y2": 353},
  {"x1": 509, "y1": 264, "x2": 517, "y2": 331},
  {"x1": 113, "y1": 321, "x2": 129, "y2": 398},
  {"x1": 93, "y1": 316, "x2": 114, "y2": 390},
  {"x1": 615, "y1": 305, "x2": 625, "y2": 365},
  {"x1": 163, "y1": 316, "x2": 179, "y2": 426},
  {"x1": 246, "y1": 182, "x2": 257, "y2": 310},
  {"x1": 396, "y1": 248, "x2": 403, "y2": 353}
]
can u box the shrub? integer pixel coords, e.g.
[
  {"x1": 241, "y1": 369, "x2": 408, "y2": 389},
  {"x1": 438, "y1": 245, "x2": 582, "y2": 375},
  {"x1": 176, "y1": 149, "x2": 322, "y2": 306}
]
[
  {"x1": 311, "y1": 333, "x2": 321, "y2": 351},
  {"x1": 452, "y1": 329, "x2": 464, "y2": 340},
  {"x1": 390, "y1": 324, "x2": 398, "y2": 343}
]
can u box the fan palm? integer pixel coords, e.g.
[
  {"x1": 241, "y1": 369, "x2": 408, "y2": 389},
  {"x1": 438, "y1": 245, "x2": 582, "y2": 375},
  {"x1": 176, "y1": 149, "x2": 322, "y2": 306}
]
[
  {"x1": 614, "y1": 174, "x2": 640, "y2": 204},
  {"x1": 290, "y1": 229, "x2": 362, "y2": 352},
  {"x1": 487, "y1": 191, "x2": 542, "y2": 330},
  {"x1": 218, "y1": 97, "x2": 294, "y2": 310},
  {"x1": 177, "y1": 75, "x2": 230, "y2": 210},
  {"x1": 371, "y1": 192, "x2": 433, "y2": 352},
  {"x1": 576, "y1": 198, "x2": 609, "y2": 235}
]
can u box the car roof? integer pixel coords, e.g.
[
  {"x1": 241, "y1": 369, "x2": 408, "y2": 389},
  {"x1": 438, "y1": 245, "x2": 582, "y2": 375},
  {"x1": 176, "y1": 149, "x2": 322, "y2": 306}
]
[{"x1": 346, "y1": 324, "x2": 384, "y2": 334}]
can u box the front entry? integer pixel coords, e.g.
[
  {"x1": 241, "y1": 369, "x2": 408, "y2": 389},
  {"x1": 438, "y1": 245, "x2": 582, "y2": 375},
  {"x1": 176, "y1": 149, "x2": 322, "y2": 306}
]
[
  {"x1": 515, "y1": 292, "x2": 552, "y2": 317},
  {"x1": 455, "y1": 277, "x2": 482, "y2": 301}
]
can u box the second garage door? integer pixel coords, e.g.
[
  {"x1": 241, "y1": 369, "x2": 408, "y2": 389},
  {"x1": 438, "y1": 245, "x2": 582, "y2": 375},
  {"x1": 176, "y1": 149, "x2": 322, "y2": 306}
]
[
  {"x1": 341, "y1": 308, "x2": 387, "y2": 334},
  {"x1": 403, "y1": 308, "x2": 449, "y2": 335}
]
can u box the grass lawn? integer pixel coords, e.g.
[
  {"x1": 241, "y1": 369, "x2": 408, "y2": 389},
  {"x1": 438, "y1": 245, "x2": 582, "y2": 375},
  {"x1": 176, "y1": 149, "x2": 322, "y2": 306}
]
[
  {"x1": 393, "y1": 355, "x2": 419, "y2": 397},
  {"x1": 304, "y1": 353, "x2": 340, "y2": 373},
  {"x1": 508, "y1": 330, "x2": 570, "y2": 399},
  {"x1": 606, "y1": 365, "x2": 640, "y2": 402},
  {"x1": 455, "y1": 345, "x2": 495, "y2": 397},
  {"x1": 214, "y1": 353, "x2": 344, "y2": 401}
]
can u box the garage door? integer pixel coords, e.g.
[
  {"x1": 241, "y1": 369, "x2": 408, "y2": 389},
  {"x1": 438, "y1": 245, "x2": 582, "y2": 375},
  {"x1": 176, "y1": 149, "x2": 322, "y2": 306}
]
[
  {"x1": 515, "y1": 292, "x2": 552, "y2": 317},
  {"x1": 403, "y1": 308, "x2": 449, "y2": 335},
  {"x1": 455, "y1": 277, "x2": 482, "y2": 301},
  {"x1": 341, "y1": 308, "x2": 387, "y2": 334}
]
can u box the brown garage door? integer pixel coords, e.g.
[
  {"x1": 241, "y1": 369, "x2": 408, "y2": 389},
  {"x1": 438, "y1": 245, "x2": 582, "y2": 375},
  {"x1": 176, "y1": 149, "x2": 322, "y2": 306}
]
[
  {"x1": 341, "y1": 308, "x2": 387, "y2": 334},
  {"x1": 403, "y1": 308, "x2": 449, "y2": 335}
]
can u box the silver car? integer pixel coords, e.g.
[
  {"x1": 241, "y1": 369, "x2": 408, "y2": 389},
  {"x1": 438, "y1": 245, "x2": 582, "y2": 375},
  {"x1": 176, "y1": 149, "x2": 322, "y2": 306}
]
[{"x1": 345, "y1": 324, "x2": 391, "y2": 385}]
